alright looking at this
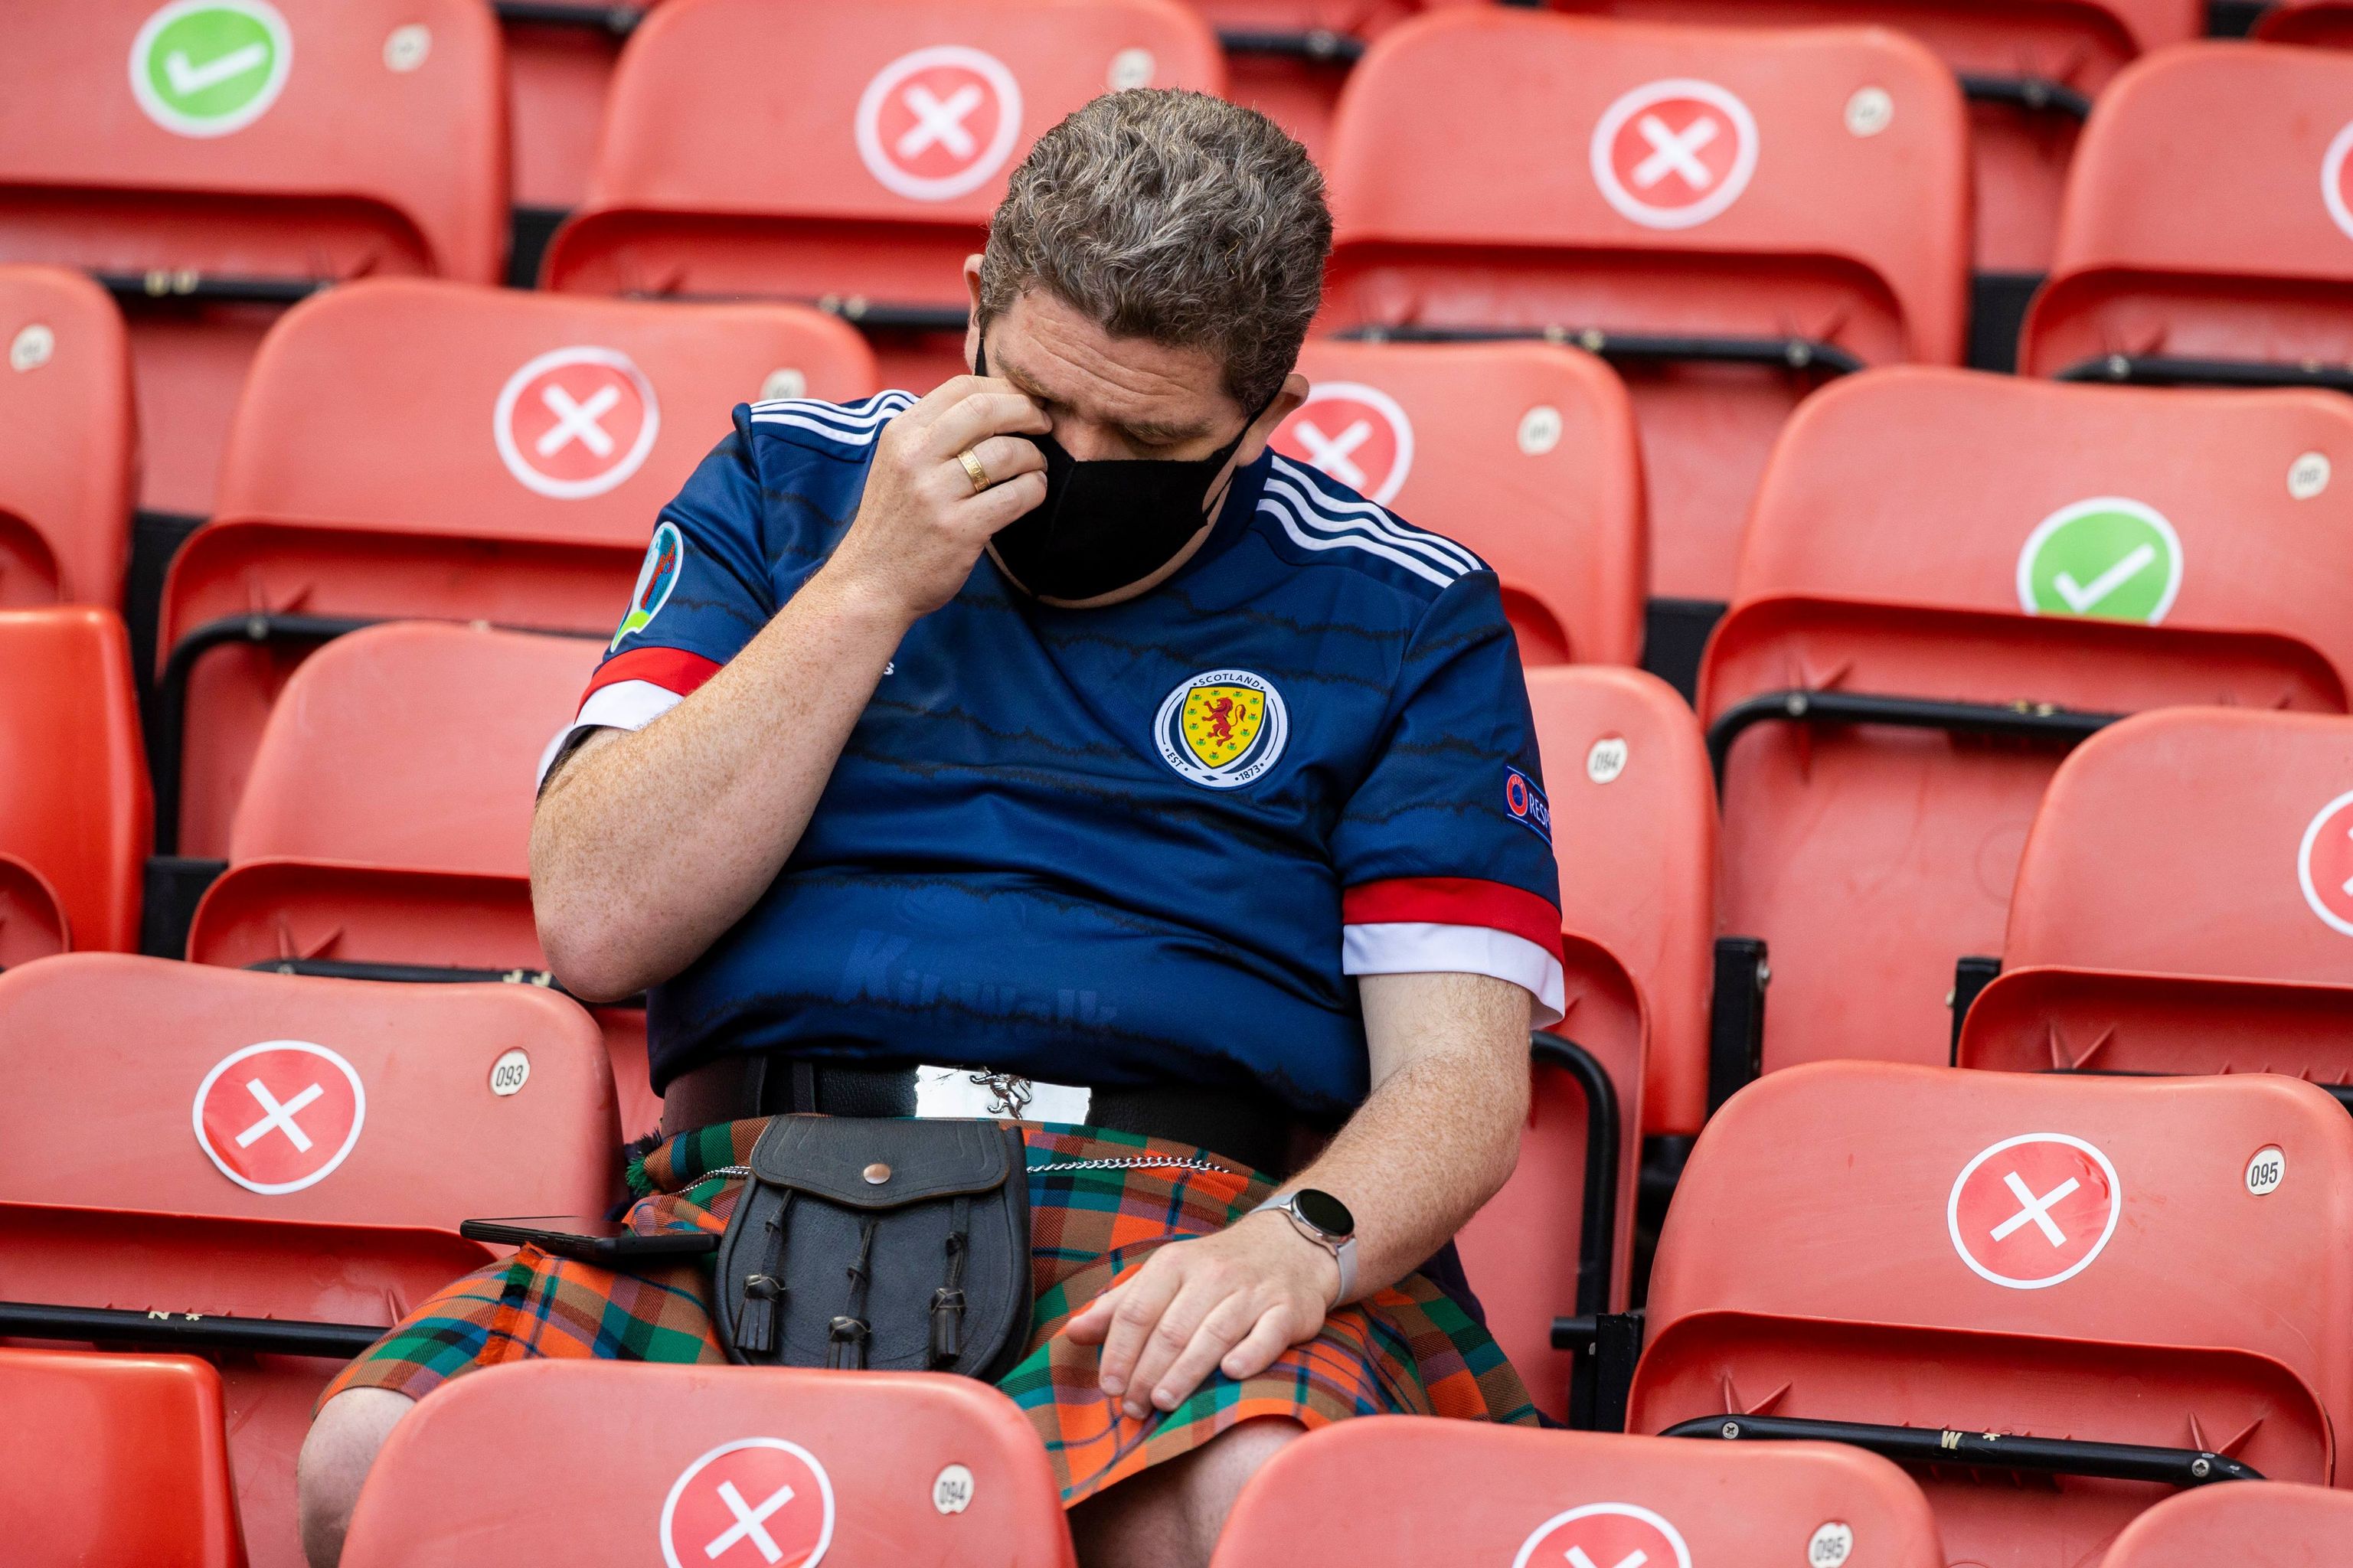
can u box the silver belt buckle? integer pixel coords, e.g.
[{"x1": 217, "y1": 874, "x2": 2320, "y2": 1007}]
[{"x1": 913, "y1": 1065, "x2": 1092, "y2": 1123}]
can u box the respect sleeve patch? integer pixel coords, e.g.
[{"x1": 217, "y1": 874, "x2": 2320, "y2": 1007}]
[{"x1": 1504, "y1": 766, "x2": 1551, "y2": 844}]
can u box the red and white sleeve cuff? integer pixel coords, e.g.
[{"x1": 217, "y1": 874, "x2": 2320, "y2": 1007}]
[
  {"x1": 1341, "y1": 877, "x2": 1567, "y2": 1026},
  {"x1": 534, "y1": 647, "x2": 721, "y2": 787}
]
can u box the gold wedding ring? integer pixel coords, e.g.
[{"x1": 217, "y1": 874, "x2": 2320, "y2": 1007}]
[{"x1": 956, "y1": 446, "x2": 994, "y2": 495}]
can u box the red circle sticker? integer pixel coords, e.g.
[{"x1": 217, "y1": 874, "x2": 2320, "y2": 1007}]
[
  {"x1": 1271, "y1": 382, "x2": 1416, "y2": 506},
  {"x1": 1512, "y1": 1503, "x2": 1692, "y2": 1568},
  {"x1": 661, "y1": 1438, "x2": 835, "y2": 1568},
  {"x1": 494, "y1": 345, "x2": 661, "y2": 501},
  {"x1": 2299, "y1": 789, "x2": 2353, "y2": 938},
  {"x1": 855, "y1": 45, "x2": 1023, "y2": 202},
  {"x1": 1590, "y1": 79, "x2": 1758, "y2": 230},
  {"x1": 191, "y1": 1040, "x2": 366, "y2": 1196},
  {"x1": 2324, "y1": 120, "x2": 2353, "y2": 242},
  {"x1": 1947, "y1": 1133, "x2": 2120, "y2": 1290}
]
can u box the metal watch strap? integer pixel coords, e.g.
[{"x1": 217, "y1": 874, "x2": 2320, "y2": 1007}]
[{"x1": 1249, "y1": 1191, "x2": 1358, "y2": 1303}]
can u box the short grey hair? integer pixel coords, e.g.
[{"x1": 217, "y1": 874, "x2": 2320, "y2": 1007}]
[{"x1": 978, "y1": 90, "x2": 1331, "y2": 410}]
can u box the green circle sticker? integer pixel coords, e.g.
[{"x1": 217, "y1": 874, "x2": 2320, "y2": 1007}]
[
  {"x1": 129, "y1": 0, "x2": 292, "y2": 138},
  {"x1": 2015, "y1": 497, "x2": 2184, "y2": 624}
]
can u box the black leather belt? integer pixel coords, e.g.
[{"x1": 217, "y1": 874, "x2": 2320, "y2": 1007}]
[{"x1": 661, "y1": 1054, "x2": 1323, "y2": 1178}]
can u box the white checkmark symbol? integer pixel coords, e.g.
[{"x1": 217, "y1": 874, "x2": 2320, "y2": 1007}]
[
  {"x1": 2053, "y1": 541, "x2": 2157, "y2": 612},
  {"x1": 164, "y1": 41, "x2": 268, "y2": 97}
]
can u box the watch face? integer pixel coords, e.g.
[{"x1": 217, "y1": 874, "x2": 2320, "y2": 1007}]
[{"x1": 1293, "y1": 1187, "x2": 1354, "y2": 1238}]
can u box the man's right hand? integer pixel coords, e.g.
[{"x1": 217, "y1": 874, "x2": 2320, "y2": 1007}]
[{"x1": 824, "y1": 375, "x2": 1052, "y2": 621}]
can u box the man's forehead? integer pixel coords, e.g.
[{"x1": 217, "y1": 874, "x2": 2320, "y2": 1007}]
[{"x1": 992, "y1": 289, "x2": 1237, "y2": 438}]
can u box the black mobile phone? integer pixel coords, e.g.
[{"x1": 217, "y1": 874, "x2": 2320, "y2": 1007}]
[{"x1": 459, "y1": 1217, "x2": 721, "y2": 1264}]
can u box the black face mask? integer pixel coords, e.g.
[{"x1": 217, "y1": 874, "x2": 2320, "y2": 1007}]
[{"x1": 976, "y1": 338, "x2": 1266, "y2": 603}]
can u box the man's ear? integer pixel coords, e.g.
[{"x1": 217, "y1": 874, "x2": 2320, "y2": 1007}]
[
  {"x1": 1234, "y1": 371, "x2": 1309, "y2": 466},
  {"x1": 961, "y1": 256, "x2": 985, "y2": 374}
]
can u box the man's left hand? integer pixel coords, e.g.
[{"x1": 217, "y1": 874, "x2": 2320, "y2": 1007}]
[{"x1": 1064, "y1": 1211, "x2": 1341, "y2": 1419}]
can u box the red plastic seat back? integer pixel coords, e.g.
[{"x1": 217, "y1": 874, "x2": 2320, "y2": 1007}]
[
  {"x1": 1275, "y1": 339, "x2": 1644, "y2": 666},
  {"x1": 0, "y1": 0, "x2": 507, "y2": 514},
  {"x1": 1538, "y1": 0, "x2": 2201, "y2": 273},
  {"x1": 1704, "y1": 368, "x2": 2353, "y2": 1075},
  {"x1": 161, "y1": 278, "x2": 871, "y2": 857},
  {"x1": 2103, "y1": 1481, "x2": 2353, "y2": 1567},
  {"x1": 2256, "y1": 0, "x2": 2353, "y2": 45},
  {"x1": 1183, "y1": 1, "x2": 1447, "y2": 164},
  {"x1": 0, "y1": 608, "x2": 149, "y2": 958},
  {"x1": 1211, "y1": 1419, "x2": 1941, "y2": 1568},
  {"x1": 2023, "y1": 43, "x2": 2353, "y2": 378},
  {"x1": 0, "y1": 1348, "x2": 243, "y2": 1568},
  {"x1": 1633, "y1": 1063, "x2": 2353, "y2": 1563},
  {"x1": 1324, "y1": 9, "x2": 1969, "y2": 601},
  {"x1": 0, "y1": 266, "x2": 133, "y2": 609},
  {"x1": 501, "y1": 2, "x2": 669, "y2": 213},
  {"x1": 0, "y1": 953, "x2": 616, "y2": 1227},
  {"x1": 544, "y1": 0, "x2": 1226, "y2": 390},
  {"x1": 342, "y1": 1361, "x2": 1075, "y2": 1568}
]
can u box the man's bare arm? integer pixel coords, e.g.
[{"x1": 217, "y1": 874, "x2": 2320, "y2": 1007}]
[
  {"x1": 1066, "y1": 970, "x2": 1533, "y2": 1416},
  {"x1": 531, "y1": 377, "x2": 1050, "y2": 1001}
]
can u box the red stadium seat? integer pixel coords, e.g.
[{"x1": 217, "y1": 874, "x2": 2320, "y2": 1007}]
[
  {"x1": 501, "y1": 3, "x2": 661, "y2": 216},
  {"x1": 1959, "y1": 709, "x2": 2353, "y2": 1095},
  {"x1": 2021, "y1": 44, "x2": 2353, "y2": 389},
  {"x1": 0, "y1": 266, "x2": 135, "y2": 610},
  {"x1": 1540, "y1": 0, "x2": 2201, "y2": 275},
  {"x1": 1185, "y1": 2, "x2": 1453, "y2": 164},
  {"x1": 0, "y1": 0, "x2": 506, "y2": 518},
  {"x1": 2257, "y1": 0, "x2": 2353, "y2": 46},
  {"x1": 1704, "y1": 368, "x2": 2353, "y2": 1079},
  {"x1": 1323, "y1": 9, "x2": 1969, "y2": 616},
  {"x1": 0, "y1": 1348, "x2": 244, "y2": 1568},
  {"x1": 156, "y1": 277, "x2": 873, "y2": 858},
  {"x1": 1274, "y1": 339, "x2": 1645, "y2": 667},
  {"x1": 1210, "y1": 1419, "x2": 1943, "y2": 1568},
  {"x1": 2103, "y1": 1481, "x2": 2353, "y2": 1566},
  {"x1": 183, "y1": 621, "x2": 662, "y2": 1138},
  {"x1": 0, "y1": 608, "x2": 149, "y2": 962},
  {"x1": 1631, "y1": 1063, "x2": 2353, "y2": 1565},
  {"x1": 544, "y1": 0, "x2": 1227, "y2": 390},
  {"x1": 340, "y1": 1362, "x2": 1076, "y2": 1568}
]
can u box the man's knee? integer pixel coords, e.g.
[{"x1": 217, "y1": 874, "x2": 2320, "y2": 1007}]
[
  {"x1": 1188, "y1": 1414, "x2": 1303, "y2": 1498},
  {"x1": 296, "y1": 1387, "x2": 416, "y2": 1568}
]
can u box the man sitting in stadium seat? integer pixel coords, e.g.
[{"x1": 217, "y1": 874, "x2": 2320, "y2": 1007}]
[{"x1": 299, "y1": 89, "x2": 1560, "y2": 1568}]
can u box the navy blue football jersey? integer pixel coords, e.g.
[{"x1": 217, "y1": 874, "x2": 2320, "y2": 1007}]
[{"x1": 546, "y1": 390, "x2": 1564, "y2": 1119}]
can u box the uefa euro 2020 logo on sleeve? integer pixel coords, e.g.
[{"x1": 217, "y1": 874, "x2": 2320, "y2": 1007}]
[
  {"x1": 1155, "y1": 669, "x2": 1289, "y2": 789},
  {"x1": 612, "y1": 520, "x2": 683, "y2": 652}
]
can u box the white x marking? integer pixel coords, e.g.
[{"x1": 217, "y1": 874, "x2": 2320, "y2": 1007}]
[
  {"x1": 1566, "y1": 1548, "x2": 1648, "y2": 1568},
  {"x1": 704, "y1": 1478, "x2": 795, "y2": 1563},
  {"x1": 1990, "y1": 1169, "x2": 2080, "y2": 1247},
  {"x1": 236, "y1": 1079, "x2": 324, "y2": 1152},
  {"x1": 897, "y1": 82, "x2": 982, "y2": 161},
  {"x1": 537, "y1": 384, "x2": 622, "y2": 459},
  {"x1": 1295, "y1": 416, "x2": 1373, "y2": 488},
  {"x1": 1633, "y1": 113, "x2": 1718, "y2": 191}
]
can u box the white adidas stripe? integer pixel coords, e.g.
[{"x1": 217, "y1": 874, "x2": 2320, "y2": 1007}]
[
  {"x1": 750, "y1": 389, "x2": 914, "y2": 420},
  {"x1": 747, "y1": 390, "x2": 916, "y2": 435},
  {"x1": 1268, "y1": 456, "x2": 1485, "y2": 576},
  {"x1": 1257, "y1": 494, "x2": 1458, "y2": 589},
  {"x1": 1263, "y1": 472, "x2": 1476, "y2": 584}
]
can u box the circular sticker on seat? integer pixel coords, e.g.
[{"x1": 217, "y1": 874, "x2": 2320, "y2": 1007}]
[
  {"x1": 1512, "y1": 1503, "x2": 1692, "y2": 1568},
  {"x1": 1271, "y1": 383, "x2": 1414, "y2": 505},
  {"x1": 855, "y1": 45, "x2": 1023, "y2": 202},
  {"x1": 2299, "y1": 789, "x2": 2353, "y2": 938},
  {"x1": 494, "y1": 346, "x2": 662, "y2": 500},
  {"x1": 661, "y1": 1437, "x2": 835, "y2": 1568},
  {"x1": 1947, "y1": 1132, "x2": 2120, "y2": 1289},
  {"x1": 2015, "y1": 497, "x2": 2182, "y2": 624},
  {"x1": 192, "y1": 1040, "x2": 366, "y2": 1195},
  {"x1": 1590, "y1": 80, "x2": 1758, "y2": 230},
  {"x1": 130, "y1": 0, "x2": 292, "y2": 139},
  {"x1": 2324, "y1": 121, "x2": 2353, "y2": 242}
]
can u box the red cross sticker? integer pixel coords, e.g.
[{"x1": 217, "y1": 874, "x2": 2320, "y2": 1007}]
[
  {"x1": 1590, "y1": 80, "x2": 1759, "y2": 230},
  {"x1": 493, "y1": 345, "x2": 661, "y2": 501},
  {"x1": 1947, "y1": 1133, "x2": 2121, "y2": 1289},
  {"x1": 1511, "y1": 1503, "x2": 1692, "y2": 1568},
  {"x1": 855, "y1": 45, "x2": 1024, "y2": 202},
  {"x1": 191, "y1": 1040, "x2": 367, "y2": 1196},
  {"x1": 2299, "y1": 789, "x2": 2353, "y2": 938},
  {"x1": 660, "y1": 1438, "x2": 835, "y2": 1568},
  {"x1": 1271, "y1": 382, "x2": 1416, "y2": 506}
]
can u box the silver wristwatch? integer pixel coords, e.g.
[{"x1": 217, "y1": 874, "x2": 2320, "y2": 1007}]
[{"x1": 1250, "y1": 1187, "x2": 1358, "y2": 1302}]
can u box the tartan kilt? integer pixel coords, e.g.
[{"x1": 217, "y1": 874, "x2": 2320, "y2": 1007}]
[{"x1": 322, "y1": 1119, "x2": 1539, "y2": 1505}]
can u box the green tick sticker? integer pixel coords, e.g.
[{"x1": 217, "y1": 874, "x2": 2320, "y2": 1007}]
[
  {"x1": 129, "y1": 0, "x2": 292, "y2": 138},
  {"x1": 2015, "y1": 497, "x2": 2184, "y2": 625}
]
